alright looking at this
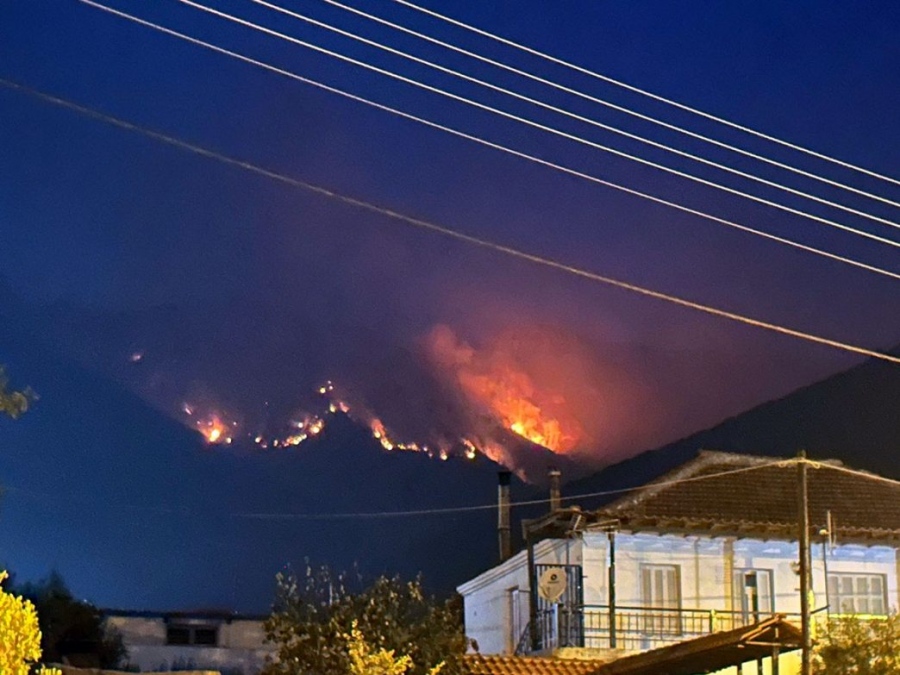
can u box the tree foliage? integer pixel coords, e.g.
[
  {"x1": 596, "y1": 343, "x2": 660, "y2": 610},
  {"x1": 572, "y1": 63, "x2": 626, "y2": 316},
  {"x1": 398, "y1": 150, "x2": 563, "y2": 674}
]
[
  {"x1": 0, "y1": 570, "x2": 61, "y2": 675},
  {"x1": 345, "y1": 621, "x2": 443, "y2": 675},
  {"x1": 263, "y1": 565, "x2": 467, "y2": 675},
  {"x1": 813, "y1": 614, "x2": 900, "y2": 675},
  {"x1": 0, "y1": 365, "x2": 33, "y2": 419},
  {"x1": 16, "y1": 571, "x2": 126, "y2": 669}
]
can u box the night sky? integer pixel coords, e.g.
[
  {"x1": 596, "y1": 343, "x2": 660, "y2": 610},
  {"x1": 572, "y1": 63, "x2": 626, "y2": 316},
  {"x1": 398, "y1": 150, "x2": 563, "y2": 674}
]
[{"x1": 1, "y1": 0, "x2": 898, "y2": 608}]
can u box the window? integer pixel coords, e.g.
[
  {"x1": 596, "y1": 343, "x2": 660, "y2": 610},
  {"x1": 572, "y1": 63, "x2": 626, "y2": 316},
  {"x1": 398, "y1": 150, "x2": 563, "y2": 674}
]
[
  {"x1": 641, "y1": 565, "x2": 681, "y2": 635},
  {"x1": 165, "y1": 623, "x2": 219, "y2": 646},
  {"x1": 193, "y1": 628, "x2": 218, "y2": 645},
  {"x1": 165, "y1": 626, "x2": 190, "y2": 645},
  {"x1": 828, "y1": 573, "x2": 887, "y2": 615},
  {"x1": 733, "y1": 569, "x2": 774, "y2": 624}
]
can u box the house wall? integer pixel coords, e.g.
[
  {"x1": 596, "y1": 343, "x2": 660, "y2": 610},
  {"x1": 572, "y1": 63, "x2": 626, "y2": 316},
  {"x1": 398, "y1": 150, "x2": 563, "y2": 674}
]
[
  {"x1": 459, "y1": 531, "x2": 898, "y2": 656},
  {"x1": 584, "y1": 532, "x2": 898, "y2": 616},
  {"x1": 457, "y1": 538, "x2": 583, "y2": 655},
  {"x1": 105, "y1": 616, "x2": 275, "y2": 675}
]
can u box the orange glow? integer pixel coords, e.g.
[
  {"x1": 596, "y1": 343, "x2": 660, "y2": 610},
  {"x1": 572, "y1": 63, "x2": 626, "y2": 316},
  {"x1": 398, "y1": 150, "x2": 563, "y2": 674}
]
[
  {"x1": 426, "y1": 325, "x2": 583, "y2": 454},
  {"x1": 462, "y1": 439, "x2": 478, "y2": 460},
  {"x1": 457, "y1": 367, "x2": 573, "y2": 453},
  {"x1": 196, "y1": 413, "x2": 232, "y2": 445},
  {"x1": 186, "y1": 379, "x2": 488, "y2": 462},
  {"x1": 369, "y1": 418, "x2": 428, "y2": 453}
]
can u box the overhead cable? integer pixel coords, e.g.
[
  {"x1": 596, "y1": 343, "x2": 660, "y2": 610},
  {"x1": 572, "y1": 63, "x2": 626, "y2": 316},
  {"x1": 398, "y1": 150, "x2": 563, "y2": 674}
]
[
  {"x1": 9, "y1": 458, "x2": 899, "y2": 520},
  {"x1": 232, "y1": 461, "x2": 792, "y2": 519},
  {"x1": 4, "y1": 75, "x2": 900, "y2": 367},
  {"x1": 6, "y1": 460, "x2": 793, "y2": 519},
  {"x1": 391, "y1": 0, "x2": 900, "y2": 190},
  {"x1": 812, "y1": 461, "x2": 900, "y2": 490},
  {"x1": 244, "y1": 0, "x2": 900, "y2": 234},
  {"x1": 75, "y1": 1, "x2": 900, "y2": 282},
  {"x1": 172, "y1": 0, "x2": 900, "y2": 250},
  {"x1": 317, "y1": 0, "x2": 900, "y2": 211}
]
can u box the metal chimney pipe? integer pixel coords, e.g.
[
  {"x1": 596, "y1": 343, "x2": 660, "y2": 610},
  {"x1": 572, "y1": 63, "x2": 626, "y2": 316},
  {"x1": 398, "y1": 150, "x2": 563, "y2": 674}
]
[
  {"x1": 549, "y1": 468, "x2": 561, "y2": 513},
  {"x1": 498, "y1": 470, "x2": 512, "y2": 562}
]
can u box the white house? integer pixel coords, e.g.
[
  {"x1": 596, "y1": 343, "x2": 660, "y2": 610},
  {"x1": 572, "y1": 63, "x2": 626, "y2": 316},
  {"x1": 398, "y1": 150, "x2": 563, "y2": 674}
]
[
  {"x1": 457, "y1": 451, "x2": 900, "y2": 663},
  {"x1": 104, "y1": 609, "x2": 275, "y2": 675}
]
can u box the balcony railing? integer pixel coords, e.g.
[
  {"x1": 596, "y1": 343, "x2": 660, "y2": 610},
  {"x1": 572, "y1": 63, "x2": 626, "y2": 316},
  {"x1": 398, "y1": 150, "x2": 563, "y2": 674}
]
[{"x1": 527, "y1": 605, "x2": 807, "y2": 653}]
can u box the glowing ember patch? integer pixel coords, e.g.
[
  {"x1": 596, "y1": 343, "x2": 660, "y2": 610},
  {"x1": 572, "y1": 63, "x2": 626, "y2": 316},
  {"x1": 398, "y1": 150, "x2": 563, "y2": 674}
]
[
  {"x1": 462, "y1": 439, "x2": 478, "y2": 460},
  {"x1": 185, "y1": 379, "x2": 483, "y2": 463},
  {"x1": 196, "y1": 413, "x2": 232, "y2": 445}
]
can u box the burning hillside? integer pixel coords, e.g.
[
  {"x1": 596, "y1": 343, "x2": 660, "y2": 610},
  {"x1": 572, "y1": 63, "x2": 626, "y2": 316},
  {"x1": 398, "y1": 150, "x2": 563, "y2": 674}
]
[
  {"x1": 172, "y1": 322, "x2": 639, "y2": 483},
  {"x1": 180, "y1": 378, "x2": 485, "y2": 467},
  {"x1": 424, "y1": 324, "x2": 585, "y2": 454}
]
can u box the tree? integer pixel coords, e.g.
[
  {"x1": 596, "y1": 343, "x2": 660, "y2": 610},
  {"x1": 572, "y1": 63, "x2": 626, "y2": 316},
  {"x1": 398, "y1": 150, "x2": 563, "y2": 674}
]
[
  {"x1": 0, "y1": 365, "x2": 33, "y2": 419},
  {"x1": 813, "y1": 614, "x2": 900, "y2": 674},
  {"x1": 345, "y1": 621, "x2": 443, "y2": 675},
  {"x1": 0, "y1": 570, "x2": 61, "y2": 675},
  {"x1": 16, "y1": 571, "x2": 126, "y2": 669},
  {"x1": 263, "y1": 565, "x2": 467, "y2": 675}
]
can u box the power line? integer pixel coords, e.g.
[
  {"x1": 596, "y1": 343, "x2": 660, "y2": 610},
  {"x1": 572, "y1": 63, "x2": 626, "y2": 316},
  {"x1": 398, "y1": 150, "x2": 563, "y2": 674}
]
[
  {"x1": 319, "y1": 0, "x2": 900, "y2": 211},
  {"x1": 8, "y1": 454, "x2": 899, "y2": 522},
  {"x1": 391, "y1": 0, "x2": 900, "y2": 190},
  {"x1": 232, "y1": 461, "x2": 790, "y2": 519},
  {"x1": 172, "y1": 0, "x2": 900, "y2": 251},
  {"x1": 4, "y1": 74, "x2": 899, "y2": 367},
  {"x1": 5, "y1": 460, "x2": 791, "y2": 520},
  {"x1": 246, "y1": 0, "x2": 900, "y2": 234},
  {"x1": 811, "y1": 460, "x2": 900, "y2": 490},
  {"x1": 74, "y1": 3, "x2": 900, "y2": 284}
]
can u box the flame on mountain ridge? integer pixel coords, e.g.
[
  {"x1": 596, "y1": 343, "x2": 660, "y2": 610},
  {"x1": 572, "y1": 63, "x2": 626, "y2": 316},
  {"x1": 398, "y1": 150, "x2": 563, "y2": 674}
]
[
  {"x1": 425, "y1": 324, "x2": 584, "y2": 454},
  {"x1": 182, "y1": 383, "x2": 481, "y2": 463}
]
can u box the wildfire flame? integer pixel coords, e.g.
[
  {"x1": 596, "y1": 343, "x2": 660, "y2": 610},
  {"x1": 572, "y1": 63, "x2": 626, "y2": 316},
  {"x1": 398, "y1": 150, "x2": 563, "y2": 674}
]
[
  {"x1": 459, "y1": 370, "x2": 571, "y2": 451},
  {"x1": 196, "y1": 412, "x2": 233, "y2": 445},
  {"x1": 182, "y1": 380, "x2": 481, "y2": 462},
  {"x1": 426, "y1": 325, "x2": 582, "y2": 454}
]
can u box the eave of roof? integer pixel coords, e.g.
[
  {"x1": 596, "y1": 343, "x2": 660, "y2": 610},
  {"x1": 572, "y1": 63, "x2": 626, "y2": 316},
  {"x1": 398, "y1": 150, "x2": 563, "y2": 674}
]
[
  {"x1": 102, "y1": 608, "x2": 269, "y2": 622},
  {"x1": 465, "y1": 654, "x2": 607, "y2": 675}
]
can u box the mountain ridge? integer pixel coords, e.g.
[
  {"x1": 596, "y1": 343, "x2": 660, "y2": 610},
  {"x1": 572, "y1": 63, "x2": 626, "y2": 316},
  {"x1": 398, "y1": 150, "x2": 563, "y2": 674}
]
[{"x1": 563, "y1": 344, "x2": 900, "y2": 512}]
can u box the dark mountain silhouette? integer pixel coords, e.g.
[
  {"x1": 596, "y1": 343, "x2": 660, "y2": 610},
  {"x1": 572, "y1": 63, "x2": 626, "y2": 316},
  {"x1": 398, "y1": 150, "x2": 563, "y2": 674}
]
[
  {"x1": 4, "y1": 275, "x2": 898, "y2": 611},
  {"x1": 563, "y1": 346, "x2": 900, "y2": 512},
  {"x1": 0, "y1": 287, "x2": 544, "y2": 612}
]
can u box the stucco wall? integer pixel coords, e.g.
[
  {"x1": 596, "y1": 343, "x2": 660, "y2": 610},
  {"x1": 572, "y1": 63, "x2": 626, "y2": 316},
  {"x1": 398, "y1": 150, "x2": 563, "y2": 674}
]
[
  {"x1": 458, "y1": 531, "x2": 899, "y2": 656},
  {"x1": 105, "y1": 616, "x2": 275, "y2": 675},
  {"x1": 120, "y1": 644, "x2": 271, "y2": 675},
  {"x1": 458, "y1": 539, "x2": 583, "y2": 655}
]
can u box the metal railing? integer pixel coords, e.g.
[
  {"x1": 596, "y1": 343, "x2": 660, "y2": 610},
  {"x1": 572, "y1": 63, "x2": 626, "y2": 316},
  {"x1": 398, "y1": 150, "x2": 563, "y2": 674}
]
[{"x1": 529, "y1": 605, "x2": 806, "y2": 653}]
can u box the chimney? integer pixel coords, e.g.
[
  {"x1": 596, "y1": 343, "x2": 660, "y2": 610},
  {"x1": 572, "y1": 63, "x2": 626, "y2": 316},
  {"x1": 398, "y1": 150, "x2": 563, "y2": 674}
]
[
  {"x1": 549, "y1": 468, "x2": 561, "y2": 513},
  {"x1": 498, "y1": 470, "x2": 512, "y2": 562}
]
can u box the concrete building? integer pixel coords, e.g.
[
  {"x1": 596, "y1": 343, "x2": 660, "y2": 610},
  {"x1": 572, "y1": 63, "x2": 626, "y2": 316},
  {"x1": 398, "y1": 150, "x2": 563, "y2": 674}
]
[
  {"x1": 104, "y1": 610, "x2": 275, "y2": 675},
  {"x1": 457, "y1": 451, "x2": 900, "y2": 664}
]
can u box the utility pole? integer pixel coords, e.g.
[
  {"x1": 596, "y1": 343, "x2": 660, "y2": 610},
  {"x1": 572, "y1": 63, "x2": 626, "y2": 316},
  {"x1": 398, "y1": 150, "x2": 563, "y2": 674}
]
[{"x1": 798, "y1": 450, "x2": 811, "y2": 675}]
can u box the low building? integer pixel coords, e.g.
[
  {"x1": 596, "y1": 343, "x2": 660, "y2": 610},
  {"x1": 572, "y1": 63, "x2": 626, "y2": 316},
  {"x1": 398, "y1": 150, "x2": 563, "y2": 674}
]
[
  {"x1": 104, "y1": 609, "x2": 275, "y2": 675},
  {"x1": 457, "y1": 450, "x2": 900, "y2": 669}
]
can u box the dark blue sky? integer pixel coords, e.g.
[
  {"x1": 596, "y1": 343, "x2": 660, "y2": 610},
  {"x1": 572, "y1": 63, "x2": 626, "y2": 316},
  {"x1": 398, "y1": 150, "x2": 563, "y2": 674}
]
[{"x1": 0, "y1": 0, "x2": 898, "y2": 607}]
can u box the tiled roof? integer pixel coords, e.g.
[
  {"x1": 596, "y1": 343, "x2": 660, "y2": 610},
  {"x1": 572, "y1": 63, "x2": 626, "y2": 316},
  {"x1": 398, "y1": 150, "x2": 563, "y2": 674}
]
[
  {"x1": 601, "y1": 451, "x2": 900, "y2": 541},
  {"x1": 465, "y1": 654, "x2": 606, "y2": 675}
]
